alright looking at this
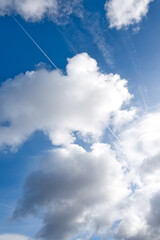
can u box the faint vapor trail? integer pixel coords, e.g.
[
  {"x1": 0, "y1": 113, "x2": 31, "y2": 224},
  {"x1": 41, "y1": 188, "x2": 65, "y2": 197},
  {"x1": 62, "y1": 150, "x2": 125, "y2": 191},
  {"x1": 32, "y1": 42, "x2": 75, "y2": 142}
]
[
  {"x1": 12, "y1": 15, "x2": 59, "y2": 71},
  {"x1": 138, "y1": 85, "x2": 148, "y2": 112},
  {"x1": 107, "y1": 126, "x2": 120, "y2": 143},
  {"x1": 0, "y1": 203, "x2": 13, "y2": 209}
]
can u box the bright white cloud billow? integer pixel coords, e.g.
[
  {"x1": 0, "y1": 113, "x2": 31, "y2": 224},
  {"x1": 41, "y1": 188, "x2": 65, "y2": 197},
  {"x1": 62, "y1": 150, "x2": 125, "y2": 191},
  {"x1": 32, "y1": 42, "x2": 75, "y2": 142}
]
[
  {"x1": 0, "y1": 0, "x2": 83, "y2": 22},
  {"x1": 13, "y1": 143, "x2": 129, "y2": 240},
  {"x1": 0, "y1": 53, "x2": 132, "y2": 149},
  {"x1": 105, "y1": 0, "x2": 153, "y2": 29}
]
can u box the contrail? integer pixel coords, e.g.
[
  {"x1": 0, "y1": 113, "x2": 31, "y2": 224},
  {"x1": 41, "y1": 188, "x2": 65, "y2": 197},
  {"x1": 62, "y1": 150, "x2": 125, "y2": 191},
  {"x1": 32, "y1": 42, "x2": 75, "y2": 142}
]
[
  {"x1": 138, "y1": 85, "x2": 148, "y2": 112},
  {"x1": 12, "y1": 15, "x2": 59, "y2": 71},
  {"x1": 0, "y1": 203, "x2": 13, "y2": 209},
  {"x1": 107, "y1": 126, "x2": 121, "y2": 143}
]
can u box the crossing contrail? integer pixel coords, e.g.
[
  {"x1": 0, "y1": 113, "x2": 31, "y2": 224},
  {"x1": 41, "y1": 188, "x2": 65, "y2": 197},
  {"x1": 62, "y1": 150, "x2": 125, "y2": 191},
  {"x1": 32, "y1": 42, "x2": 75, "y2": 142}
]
[{"x1": 12, "y1": 15, "x2": 59, "y2": 71}]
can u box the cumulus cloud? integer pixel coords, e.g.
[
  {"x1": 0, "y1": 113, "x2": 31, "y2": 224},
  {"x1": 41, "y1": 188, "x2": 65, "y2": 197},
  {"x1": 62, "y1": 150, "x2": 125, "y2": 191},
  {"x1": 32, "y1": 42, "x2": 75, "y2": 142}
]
[
  {"x1": 5, "y1": 54, "x2": 160, "y2": 239},
  {"x1": 0, "y1": 0, "x2": 83, "y2": 23},
  {"x1": 105, "y1": 0, "x2": 153, "y2": 29},
  {"x1": 114, "y1": 187, "x2": 160, "y2": 240},
  {"x1": 0, "y1": 53, "x2": 132, "y2": 149},
  {"x1": 111, "y1": 110, "x2": 160, "y2": 240},
  {"x1": 2, "y1": 52, "x2": 160, "y2": 240},
  {"x1": 1, "y1": 2, "x2": 160, "y2": 240},
  {"x1": 13, "y1": 143, "x2": 129, "y2": 240},
  {"x1": 0, "y1": 234, "x2": 31, "y2": 240}
]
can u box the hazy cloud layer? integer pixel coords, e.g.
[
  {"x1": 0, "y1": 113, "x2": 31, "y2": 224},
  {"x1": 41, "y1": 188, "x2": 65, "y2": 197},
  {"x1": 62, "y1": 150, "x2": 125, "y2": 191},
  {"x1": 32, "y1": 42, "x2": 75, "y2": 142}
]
[
  {"x1": 0, "y1": 53, "x2": 132, "y2": 149},
  {"x1": 0, "y1": 234, "x2": 31, "y2": 240},
  {"x1": 105, "y1": 0, "x2": 153, "y2": 29}
]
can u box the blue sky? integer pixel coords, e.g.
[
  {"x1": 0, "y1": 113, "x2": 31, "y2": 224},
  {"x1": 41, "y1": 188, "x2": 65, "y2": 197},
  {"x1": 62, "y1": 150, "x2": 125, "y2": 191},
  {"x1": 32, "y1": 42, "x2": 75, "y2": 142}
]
[{"x1": 1, "y1": 0, "x2": 160, "y2": 240}]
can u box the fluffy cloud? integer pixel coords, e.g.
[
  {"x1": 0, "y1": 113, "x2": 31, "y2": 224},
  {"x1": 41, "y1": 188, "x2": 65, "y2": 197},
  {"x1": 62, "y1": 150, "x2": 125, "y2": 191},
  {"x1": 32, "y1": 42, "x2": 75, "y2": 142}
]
[
  {"x1": 114, "y1": 186, "x2": 160, "y2": 240},
  {"x1": 0, "y1": 53, "x2": 132, "y2": 149},
  {"x1": 117, "y1": 111, "x2": 160, "y2": 166},
  {"x1": 112, "y1": 110, "x2": 160, "y2": 240},
  {"x1": 112, "y1": 107, "x2": 137, "y2": 131},
  {"x1": 0, "y1": 0, "x2": 57, "y2": 20},
  {"x1": 0, "y1": 0, "x2": 83, "y2": 22},
  {"x1": 3, "y1": 52, "x2": 160, "y2": 240},
  {"x1": 13, "y1": 143, "x2": 129, "y2": 240},
  {"x1": 105, "y1": 0, "x2": 153, "y2": 29},
  {"x1": 5, "y1": 53, "x2": 160, "y2": 239},
  {"x1": 0, "y1": 234, "x2": 31, "y2": 240}
]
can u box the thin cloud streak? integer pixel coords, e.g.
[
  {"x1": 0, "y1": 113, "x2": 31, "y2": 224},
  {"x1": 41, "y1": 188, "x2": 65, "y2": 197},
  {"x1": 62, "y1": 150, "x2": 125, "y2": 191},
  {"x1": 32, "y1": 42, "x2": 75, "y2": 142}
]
[
  {"x1": 107, "y1": 126, "x2": 120, "y2": 143},
  {"x1": 0, "y1": 203, "x2": 13, "y2": 209},
  {"x1": 12, "y1": 15, "x2": 59, "y2": 71}
]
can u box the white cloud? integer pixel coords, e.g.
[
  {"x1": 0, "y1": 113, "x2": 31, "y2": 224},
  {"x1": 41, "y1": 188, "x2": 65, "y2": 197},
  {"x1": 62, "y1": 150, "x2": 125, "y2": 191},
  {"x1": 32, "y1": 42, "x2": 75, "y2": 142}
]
[
  {"x1": 115, "y1": 212, "x2": 146, "y2": 239},
  {"x1": 0, "y1": 234, "x2": 31, "y2": 240},
  {"x1": 112, "y1": 110, "x2": 160, "y2": 240},
  {"x1": 105, "y1": 0, "x2": 153, "y2": 29},
  {"x1": 5, "y1": 58, "x2": 160, "y2": 239},
  {"x1": 15, "y1": 120, "x2": 160, "y2": 240},
  {"x1": 14, "y1": 0, "x2": 57, "y2": 21},
  {"x1": 2, "y1": 53, "x2": 160, "y2": 240},
  {"x1": 117, "y1": 111, "x2": 160, "y2": 166},
  {"x1": 1, "y1": 2, "x2": 160, "y2": 240},
  {"x1": 114, "y1": 183, "x2": 160, "y2": 240},
  {"x1": 0, "y1": 0, "x2": 57, "y2": 20},
  {"x1": 13, "y1": 143, "x2": 129, "y2": 240},
  {"x1": 0, "y1": 53, "x2": 132, "y2": 149},
  {"x1": 0, "y1": 0, "x2": 83, "y2": 23},
  {"x1": 112, "y1": 107, "x2": 137, "y2": 131},
  {"x1": 0, "y1": 0, "x2": 12, "y2": 16}
]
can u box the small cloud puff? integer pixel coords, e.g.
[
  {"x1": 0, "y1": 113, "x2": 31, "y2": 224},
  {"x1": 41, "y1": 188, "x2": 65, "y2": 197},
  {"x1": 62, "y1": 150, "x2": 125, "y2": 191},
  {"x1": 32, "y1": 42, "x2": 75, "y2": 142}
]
[{"x1": 105, "y1": 0, "x2": 153, "y2": 29}]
